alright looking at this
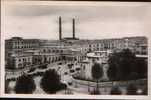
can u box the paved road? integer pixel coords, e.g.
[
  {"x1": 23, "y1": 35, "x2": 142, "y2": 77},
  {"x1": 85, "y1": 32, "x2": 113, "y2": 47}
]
[{"x1": 7, "y1": 61, "x2": 129, "y2": 94}]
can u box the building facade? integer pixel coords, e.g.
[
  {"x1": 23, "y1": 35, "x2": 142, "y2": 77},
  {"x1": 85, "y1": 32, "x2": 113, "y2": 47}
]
[
  {"x1": 5, "y1": 16, "x2": 147, "y2": 69},
  {"x1": 5, "y1": 36, "x2": 148, "y2": 69}
]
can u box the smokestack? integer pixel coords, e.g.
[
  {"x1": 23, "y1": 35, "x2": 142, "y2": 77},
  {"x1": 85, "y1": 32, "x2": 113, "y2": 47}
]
[
  {"x1": 72, "y1": 18, "x2": 75, "y2": 39},
  {"x1": 59, "y1": 16, "x2": 62, "y2": 40}
]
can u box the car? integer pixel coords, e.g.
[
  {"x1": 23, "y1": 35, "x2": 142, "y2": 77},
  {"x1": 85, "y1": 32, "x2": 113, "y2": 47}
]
[
  {"x1": 58, "y1": 62, "x2": 62, "y2": 65},
  {"x1": 64, "y1": 72, "x2": 68, "y2": 75},
  {"x1": 68, "y1": 82, "x2": 72, "y2": 86},
  {"x1": 75, "y1": 67, "x2": 81, "y2": 71},
  {"x1": 70, "y1": 69, "x2": 75, "y2": 73}
]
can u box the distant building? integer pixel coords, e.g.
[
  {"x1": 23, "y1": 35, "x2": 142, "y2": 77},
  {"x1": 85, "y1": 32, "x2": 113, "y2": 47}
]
[
  {"x1": 5, "y1": 37, "x2": 40, "y2": 51},
  {"x1": 7, "y1": 52, "x2": 33, "y2": 69},
  {"x1": 5, "y1": 17, "x2": 148, "y2": 69},
  {"x1": 5, "y1": 36, "x2": 147, "y2": 69}
]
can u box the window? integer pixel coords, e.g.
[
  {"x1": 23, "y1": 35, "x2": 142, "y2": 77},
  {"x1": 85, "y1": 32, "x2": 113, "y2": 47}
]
[
  {"x1": 43, "y1": 49, "x2": 46, "y2": 53},
  {"x1": 18, "y1": 59, "x2": 21, "y2": 62},
  {"x1": 18, "y1": 63, "x2": 22, "y2": 67}
]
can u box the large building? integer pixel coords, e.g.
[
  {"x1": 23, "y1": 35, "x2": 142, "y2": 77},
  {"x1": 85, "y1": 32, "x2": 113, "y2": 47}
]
[{"x1": 5, "y1": 17, "x2": 148, "y2": 69}]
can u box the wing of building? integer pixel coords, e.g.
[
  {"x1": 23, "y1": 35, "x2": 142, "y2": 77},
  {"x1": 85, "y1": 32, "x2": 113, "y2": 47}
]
[{"x1": 5, "y1": 17, "x2": 148, "y2": 69}]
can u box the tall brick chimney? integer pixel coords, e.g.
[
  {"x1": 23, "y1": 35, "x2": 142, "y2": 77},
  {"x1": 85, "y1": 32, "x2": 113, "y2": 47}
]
[
  {"x1": 59, "y1": 16, "x2": 62, "y2": 40},
  {"x1": 72, "y1": 18, "x2": 75, "y2": 39}
]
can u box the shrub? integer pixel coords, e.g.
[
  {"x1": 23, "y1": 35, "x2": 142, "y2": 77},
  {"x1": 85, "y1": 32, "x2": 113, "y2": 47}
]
[{"x1": 14, "y1": 75, "x2": 36, "y2": 94}]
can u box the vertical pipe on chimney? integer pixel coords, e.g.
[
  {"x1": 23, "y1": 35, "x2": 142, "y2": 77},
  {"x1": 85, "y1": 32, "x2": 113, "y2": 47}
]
[
  {"x1": 73, "y1": 18, "x2": 75, "y2": 39},
  {"x1": 59, "y1": 16, "x2": 62, "y2": 40}
]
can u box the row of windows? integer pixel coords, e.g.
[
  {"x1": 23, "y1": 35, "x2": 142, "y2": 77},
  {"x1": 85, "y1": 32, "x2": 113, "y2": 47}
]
[
  {"x1": 12, "y1": 45, "x2": 38, "y2": 49},
  {"x1": 33, "y1": 56, "x2": 62, "y2": 64},
  {"x1": 17, "y1": 57, "x2": 32, "y2": 62},
  {"x1": 89, "y1": 43, "x2": 125, "y2": 50},
  {"x1": 42, "y1": 49, "x2": 63, "y2": 53},
  {"x1": 89, "y1": 43, "x2": 123, "y2": 48},
  {"x1": 17, "y1": 62, "x2": 31, "y2": 68},
  {"x1": 10, "y1": 41, "x2": 38, "y2": 44}
]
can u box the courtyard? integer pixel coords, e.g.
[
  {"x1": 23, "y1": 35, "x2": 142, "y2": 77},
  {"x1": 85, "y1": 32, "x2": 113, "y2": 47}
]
[{"x1": 6, "y1": 58, "x2": 147, "y2": 95}]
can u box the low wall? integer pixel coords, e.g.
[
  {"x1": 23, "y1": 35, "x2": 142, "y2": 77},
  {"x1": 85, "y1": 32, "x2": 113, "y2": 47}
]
[{"x1": 72, "y1": 77, "x2": 147, "y2": 88}]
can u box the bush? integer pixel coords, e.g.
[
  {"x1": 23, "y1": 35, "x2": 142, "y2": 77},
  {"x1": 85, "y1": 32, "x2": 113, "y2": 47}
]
[
  {"x1": 40, "y1": 69, "x2": 67, "y2": 94},
  {"x1": 110, "y1": 86, "x2": 122, "y2": 95},
  {"x1": 15, "y1": 75, "x2": 36, "y2": 94}
]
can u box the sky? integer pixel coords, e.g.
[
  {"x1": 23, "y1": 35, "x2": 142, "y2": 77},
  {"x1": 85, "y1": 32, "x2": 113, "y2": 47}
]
[{"x1": 1, "y1": 1, "x2": 151, "y2": 40}]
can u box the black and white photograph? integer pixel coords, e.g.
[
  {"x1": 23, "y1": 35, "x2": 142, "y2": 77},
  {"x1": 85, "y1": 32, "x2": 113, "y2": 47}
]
[{"x1": 1, "y1": 0, "x2": 150, "y2": 99}]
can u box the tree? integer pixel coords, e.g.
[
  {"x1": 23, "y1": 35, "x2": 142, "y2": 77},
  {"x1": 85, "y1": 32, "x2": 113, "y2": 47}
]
[
  {"x1": 15, "y1": 75, "x2": 36, "y2": 94},
  {"x1": 40, "y1": 69, "x2": 67, "y2": 94},
  {"x1": 91, "y1": 63, "x2": 103, "y2": 94},
  {"x1": 108, "y1": 49, "x2": 147, "y2": 81},
  {"x1": 107, "y1": 64, "x2": 118, "y2": 81},
  {"x1": 134, "y1": 58, "x2": 147, "y2": 78},
  {"x1": 110, "y1": 86, "x2": 122, "y2": 95}
]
